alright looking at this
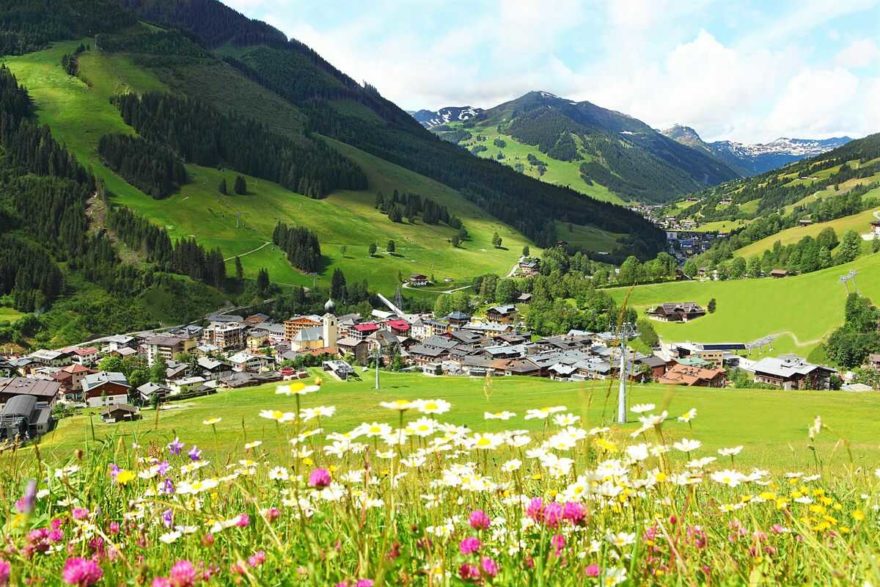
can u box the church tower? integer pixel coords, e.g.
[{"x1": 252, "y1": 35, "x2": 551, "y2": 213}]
[{"x1": 322, "y1": 298, "x2": 337, "y2": 351}]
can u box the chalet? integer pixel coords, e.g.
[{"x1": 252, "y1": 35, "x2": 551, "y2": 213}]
[
  {"x1": 518, "y1": 258, "x2": 540, "y2": 276},
  {"x1": 101, "y1": 404, "x2": 139, "y2": 423},
  {"x1": 658, "y1": 364, "x2": 726, "y2": 387},
  {"x1": 29, "y1": 349, "x2": 73, "y2": 367},
  {"x1": 751, "y1": 356, "x2": 836, "y2": 390},
  {"x1": 516, "y1": 293, "x2": 532, "y2": 303},
  {"x1": 0, "y1": 395, "x2": 53, "y2": 440},
  {"x1": 53, "y1": 364, "x2": 94, "y2": 400},
  {"x1": 798, "y1": 218, "x2": 814, "y2": 226},
  {"x1": 636, "y1": 355, "x2": 670, "y2": 380},
  {"x1": 283, "y1": 315, "x2": 322, "y2": 342},
  {"x1": 462, "y1": 321, "x2": 514, "y2": 337},
  {"x1": 486, "y1": 304, "x2": 517, "y2": 324},
  {"x1": 337, "y1": 337, "x2": 369, "y2": 363},
  {"x1": 104, "y1": 335, "x2": 136, "y2": 353},
  {"x1": 647, "y1": 303, "x2": 706, "y2": 322},
  {"x1": 228, "y1": 351, "x2": 271, "y2": 373},
  {"x1": 169, "y1": 376, "x2": 209, "y2": 395},
  {"x1": 137, "y1": 382, "x2": 170, "y2": 404},
  {"x1": 0, "y1": 377, "x2": 61, "y2": 407},
  {"x1": 408, "y1": 274, "x2": 430, "y2": 287},
  {"x1": 197, "y1": 357, "x2": 232, "y2": 378},
  {"x1": 69, "y1": 347, "x2": 98, "y2": 366},
  {"x1": 446, "y1": 311, "x2": 471, "y2": 327},
  {"x1": 82, "y1": 372, "x2": 131, "y2": 408},
  {"x1": 492, "y1": 358, "x2": 541, "y2": 377},
  {"x1": 769, "y1": 269, "x2": 788, "y2": 279},
  {"x1": 165, "y1": 361, "x2": 189, "y2": 381},
  {"x1": 143, "y1": 335, "x2": 196, "y2": 367}
]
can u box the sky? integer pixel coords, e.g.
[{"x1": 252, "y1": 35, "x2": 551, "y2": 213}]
[{"x1": 224, "y1": 0, "x2": 880, "y2": 143}]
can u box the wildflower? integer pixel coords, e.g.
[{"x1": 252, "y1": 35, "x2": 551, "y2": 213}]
[
  {"x1": 62, "y1": 558, "x2": 103, "y2": 586},
  {"x1": 585, "y1": 564, "x2": 600, "y2": 578},
  {"x1": 169, "y1": 560, "x2": 198, "y2": 586},
  {"x1": 718, "y1": 446, "x2": 743, "y2": 457},
  {"x1": 471, "y1": 433, "x2": 503, "y2": 450},
  {"x1": 167, "y1": 437, "x2": 184, "y2": 456},
  {"x1": 630, "y1": 403, "x2": 655, "y2": 414},
  {"x1": 236, "y1": 514, "x2": 250, "y2": 527},
  {"x1": 525, "y1": 406, "x2": 566, "y2": 420},
  {"x1": 808, "y1": 415, "x2": 822, "y2": 439},
  {"x1": 188, "y1": 446, "x2": 202, "y2": 461},
  {"x1": 380, "y1": 399, "x2": 413, "y2": 411},
  {"x1": 15, "y1": 480, "x2": 36, "y2": 514},
  {"x1": 501, "y1": 459, "x2": 522, "y2": 473},
  {"x1": 563, "y1": 501, "x2": 586, "y2": 524},
  {"x1": 276, "y1": 382, "x2": 319, "y2": 396},
  {"x1": 202, "y1": 417, "x2": 222, "y2": 426},
  {"x1": 481, "y1": 557, "x2": 499, "y2": 578},
  {"x1": 414, "y1": 398, "x2": 451, "y2": 414},
  {"x1": 551, "y1": 533, "x2": 565, "y2": 555},
  {"x1": 458, "y1": 564, "x2": 480, "y2": 581},
  {"x1": 308, "y1": 468, "x2": 332, "y2": 488},
  {"x1": 677, "y1": 408, "x2": 697, "y2": 423},
  {"x1": 268, "y1": 467, "x2": 289, "y2": 481},
  {"x1": 115, "y1": 469, "x2": 136, "y2": 485},
  {"x1": 72, "y1": 507, "x2": 89, "y2": 521},
  {"x1": 159, "y1": 531, "x2": 181, "y2": 544},
  {"x1": 673, "y1": 438, "x2": 702, "y2": 453},
  {"x1": 484, "y1": 411, "x2": 515, "y2": 420},
  {"x1": 469, "y1": 510, "x2": 491, "y2": 530},
  {"x1": 244, "y1": 440, "x2": 262, "y2": 450},
  {"x1": 711, "y1": 469, "x2": 745, "y2": 487},
  {"x1": 0, "y1": 559, "x2": 9, "y2": 586},
  {"x1": 259, "y1": 410, "x2": 296, "y2": 423},
  {"x1": 607, "y1": 532, "x2": 636, "y2": 549},
  {"x1": 459, "y1": 537, "x2": 481, "y2": 555},
  {"x1": 604, "y1": 566, "x2": 628, "y2": 586},
  {"x1": 248, "y1": 551, "x2": 266, "y2": 567},
  {"x1": 355, "y1": 580, "x2": 374, "y2": 587}
]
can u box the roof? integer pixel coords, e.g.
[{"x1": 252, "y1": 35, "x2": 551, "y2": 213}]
[
  {"x1": 387, "y1": 319, "x2": 410, "y2": 331},
  {"x1": 1, "y1": 394, "x2": 37, "y2": 417},
  {"x1": 408, "y1": 345, "x2": 449, "y2": 358},
  {"x1": 659, "y1": 364, "x2": 725, "y2": 386},
  {"x1": 82, "y1": 372, "x2": 129, "y2": 392},
  {"x1": 488, "y1": 304, "x2": 516, "y2": 315},
  {"x1": 286, "y1": 314, "x2": 322, "y2": 323},
  {"x1": 63, "y1": 364, "x2": 92, "y2": 374},
  {"x1": 137, "y1": 382, "x2": 169, "y2": 394},
  {"x1": 101, "y1": 403, "x2": 138, "y2": 415},
  {"x1": 336, "y1": 337, "x2": 367, "y2": 347},
  {"x1": 447, "y1": 311, "x2": 471, "y2": 321},
  {"x1": 294, "y1": 327, "x2": 323, "y2": 342},
  {"x1": 638, "y1": 355, "x2": 668, "y2": 368},
  {"x1": 409, "y1": 274, "x2": 428, "y2": 280},
  {"x1": 649, "y1": 303, "x2": 705, "y2": 315},
  {"x1": 0, "y1": 377, "x2": 61, "y2": 399},
  {"x1": 144, "y1": 335, "x2": 189, "y2": 347},
  {"x1": 752, "y1": 356, "x2": 835, "y2": 378},
  {"x1": 353, "y1": 322, "x2": 380, "y2": 333}
]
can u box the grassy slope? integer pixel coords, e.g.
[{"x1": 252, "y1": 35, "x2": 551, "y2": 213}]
[
  {"x1": 608, "y1": 253, "x2": 880, "y2": 357},
  {"x1": 444, "y1": 123, "x2": 625, "y2": 205},
  {"x1": 36, "y1": 371, "x2": 880, "y2": 470},
  {"x1": 0, "y1": 307, "x2": 23, "y2": 323},
  {"x1": 2, "y1": 42, "x2": 532, "y2": 294}
]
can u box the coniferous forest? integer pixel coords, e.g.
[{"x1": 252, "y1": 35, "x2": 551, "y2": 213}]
[
  {"x1": 272, "y1": 223, "x2": 322, "y2": 273},
  {"x1": 98, "y1": 134, "x2": 189, "y2": 199}
]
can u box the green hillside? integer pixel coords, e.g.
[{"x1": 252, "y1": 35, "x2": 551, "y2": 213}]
[
  {"x1": 608, "y1": 253, "x2": 880, "y2": 357},
  {"x1": 427, "y1": 91, "x2": 739, "y2": 204}
]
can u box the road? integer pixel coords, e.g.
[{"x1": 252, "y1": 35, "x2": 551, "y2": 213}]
[{"x1": 224, "y1": 242, "x2": 271, "y2": 262}]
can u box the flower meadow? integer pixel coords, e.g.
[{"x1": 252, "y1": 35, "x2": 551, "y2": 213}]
[{"x1": 1, "y1": 380, "x2": 879, "y2": 585}]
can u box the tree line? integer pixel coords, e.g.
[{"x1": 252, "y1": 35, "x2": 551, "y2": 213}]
[
  {"x1": 98, "y1": 134, "x2": 189, "y2": 199},
  {"x1": 272, "y1": 222, "x2": 322, "y2": 273},
  {"x1": 374, "y1": 189, "x2": 462, "y2": 227},
  {"x1": 113, "y1": 92, "x2": 367, "y2": 198}
]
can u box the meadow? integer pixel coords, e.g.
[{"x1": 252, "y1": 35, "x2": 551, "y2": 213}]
[
  {"x1": 1, "y1": 41, "x2": 532, "y2": 295},
  {"x1": 2, "y1": 373, "x2": 879, "y2": 585},
  {"x1": 608, "y1": 253, "x2": 880, "y2": 357}
]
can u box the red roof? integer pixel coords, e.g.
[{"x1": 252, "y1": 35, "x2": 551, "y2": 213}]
[
  {"x1": 353, "y1": 323, "x2": 380, "y2": 333},
  {"x1": 64, "y1": 364, "x2": 92, "y2": 374},
  {"x1": 74, "y1": 347, "x2": 97, "y2": 356},
  {"x1": 387, "y1": 319, "x2": 410, "y2": 332}
]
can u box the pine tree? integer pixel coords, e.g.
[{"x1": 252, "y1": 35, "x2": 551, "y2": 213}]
[
  {"x1": 234, "y1": 175, "x2": 247, "y2": 195},
  {"x1": 256, "y1": 268, "x2": 270, "y2": 294},
  {"x1": 235, "y1": 256, "x2": 243, "y2": 282},
  {"x1": 218, "y1": 178, "x2": 227, "y2": 194},
  {"x1": 330, "y1": 268, "x2": 347, "y2": 301},
  {"x1": 387, "y1": 240, "x2": 396, "y2": 254},
  {"x1": 368, "y1": 243, "x2": 378, "y2": 256},
  {"x1": 522, "y1": 245, "x2": 530, "y2": 257}
]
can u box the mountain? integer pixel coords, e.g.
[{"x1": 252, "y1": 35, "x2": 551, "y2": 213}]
[
  {"x1": 662, "y1": 124, "x2": 852, "y2": 176},
  {"x1": 0, "y1": 0, "x2": 667, "y2": 343},
  {"x1": 673, "y1": 132, "x2": 880, "y2": 233},
  {"x1": 411, "y1": 106, "x2": 485, "y2": 129},
  {"x1": 414, "y1": 91, "x2": 740, "y2": 204}
]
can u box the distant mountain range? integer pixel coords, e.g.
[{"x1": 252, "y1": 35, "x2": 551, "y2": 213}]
[
  {"x1": 661, "y1": 125, "x2": 851, "y2": 176},
  {"x1": 412, "y1": 92, "x2": 739, "y2": 204}
]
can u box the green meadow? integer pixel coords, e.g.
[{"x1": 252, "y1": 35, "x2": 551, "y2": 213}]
[
  {"x1": 35, "y1": 371, "x2": 880, "y2": 471},
  {"x1": 608, "y1": 253, "x2": 880, "y2": 357},
  {"x1": 2, "y1": 41, "x2": 533, "y2": 295}
]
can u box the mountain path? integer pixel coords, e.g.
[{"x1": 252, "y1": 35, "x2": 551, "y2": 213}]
[{"x1": 224, "y1": 241, "x2": 271, "y2": 262}]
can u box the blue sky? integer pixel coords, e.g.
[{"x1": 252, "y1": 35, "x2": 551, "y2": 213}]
[{"x1": 225, "y1": 0, "x2": 880, "y2": 143}]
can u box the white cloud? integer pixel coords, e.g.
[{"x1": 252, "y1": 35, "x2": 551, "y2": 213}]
[
  {"x1": 835, "y1": 39, "x2": 880, "y2": 69},
  {"x1": 765, "y1": 68, "x2": 861, "y2": 137}
]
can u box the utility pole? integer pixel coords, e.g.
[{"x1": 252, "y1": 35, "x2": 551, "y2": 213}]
[
  {"x1": 374, "y1": 341, "x2": 381, "y2": 391},
  {"x1": 617, "y1": 322, "x2": 633, "y2": 425}
]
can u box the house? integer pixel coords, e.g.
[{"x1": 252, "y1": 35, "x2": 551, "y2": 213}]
[
  {"x1": 658, "y1": 364, "x2": 726, "y2": 387},
  {"x1": 53, "y1": 364, "x2": 94, "y2": 400},
  {"x1": 518, "y1": 258, "x2": 540, "y2": 276},
  {"x1": 516, "y1": 293, "x2": 532, "y2": 303},
  {"x1": 101, "y1": 404, "x2": 140, "y2": 423},
  {"x1": 228, "y1": 351, "x2": 272, "y2": 373},
  {"x1": 104, "y1": 335, "x2": 136, "y2": 353},
  {"x1": 0, "y1": 377, "x2": 61, "y2": 407},
  {"x1": 202, "y1": 321, "x2": 247, "y2": 351},
  {"x1": 244, "y1": 313, "x2": 271, "y2": 327},
  {"x1": 29, "y1": 349, "x2": 73, "y2": 367},
  {"x1": 143, "y1": 335, "x2": 196, "y2": 367},
  {"x1": 462, "y1": 321, "x2": 514, "y2": 337},
  {"x1": 408, "y1": 274, "x2": 430, "y2": 287},
  {"x1": 386, "y1": 319, "x2": 411, "y2": 336},
  {"x1": 137, "y1": 382, "x2": 170, "y2": 404},
  {"x1": 69, "y1": 347, "x2": 98, "y2": 366},
  {"x1": 197, "y1": 357, "x2": 232, "y2": 379},
  {"x1": 165, "y1": 361, "x2": 189, "y2": 381},
  {"x1": 350, "y1": 322, "x2": 380, "y2": 341},
  {"x1": 871, "y1": 219, "x2": 880, "y2": 237},
  {"x1": 446, "y1": 311, "x2": 471, "y2": 326},
  {"x1": 283, "y1": 315, "x2": 322, "y2": 342},
  {"x1": 770, "y1": 269, "x2": 788, "y2": 279},
  {"x1": 647, "y1": 303, "x2": 706, "y2": 322},
  {"x1": 337, "y1": 337, "x2": 370, "y2": 363},
  {"x1": 0, "y1": 395, "x2": 53, "y2": 440},
  {"x1": 323, "y1": 360, "x2": 355, "y2": 380},
  {"x1": 751, "y1": 356, "x2": 836, "y2": 390},
  {"x1": 486, "y1": 304, "x2": 517, "y2": 324},
  {"x1": 168, "y1": 376, "x2": 208, "y2": 395},
  {"x1": 636, "y1": 355, "x2": 670, "y2": 380},
  {"x1": 82, "y1": 372, "x2": 131, "y2": 408}
]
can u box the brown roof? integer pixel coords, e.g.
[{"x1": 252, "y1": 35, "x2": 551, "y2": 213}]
[
  {"x1": 658, "y1": 364, "x2": 724, "y2": 386},
  {"x1": 0, "y1": 377, "x2": 62, "y2": 399}
]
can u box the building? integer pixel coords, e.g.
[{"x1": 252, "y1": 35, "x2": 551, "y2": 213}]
[
  {"x1": 82, "y1": 372, "x2": 131, "y2": 408},
  {"x1": 518, "y1": 259, "x2": 540, "y2": 276},
  {"x1": 137, "y1": 382, "x2": 170, "y2": 404},
  {"x1": 647, "y1": 303, "x2": 706, "y2": 322},
  {"x1": 658, "y1": 364, "x2": 726, "y2": 387},
  {"x1": 447, "y1": 311, "x2": 471, "y2": 327},
  {"x1": 770, "y1": 269, "x2": 788, "y2": 279},
  {"x1": 104, "y1": 335, "x2": 136, "y2": 353},
  {"x1": 283, "y1": 315, "x2": 323, "y2": 342},
  {"x1": 636, "y1": 355, "x2": 670, "y2": 380},
  {"x1": 486, "y1": 304, "x2": 517, "y2": 324},
  {"x1": 408, "y1": 274, "x2": 430, "y2": 287},
  {"x1": 101, "y1": 404, "x2": 139, "y2": 423},
  {"x1": 202, "y1": 321, "x2": 247, "y2": 351},
  {"x1": 0, "y1": 395, "x2": 53, "y2": 440},
  {"x1": 323, "y1": 360, "x2": 355, "y2": 380},
  {"x1": 0, "y1": 377, "x2": 61, "y2": 407},
  {"x1": 871, "y1": 219, "x2": 880, "y2": 237},
  {"x1": 53, "y1": 364, "x2": 94, "y2": 400},
  {"x1": 29, "y1": 349, "x2": 73, "y2": 367},
  {"x1": 337, "y1": 337, "x2": 369, "y2": 363},
  {"x1": 143, "y1": 335, "x2": 196, "y2": 367},
  {"x1": 751, "y1": 356, "x2": 836, "y2": 390},
  {"x1": 69, "y1": 347, "x2": 98, "y2": 366}
]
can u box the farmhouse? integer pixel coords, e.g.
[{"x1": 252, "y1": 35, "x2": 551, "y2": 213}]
[
  {"x1": 82, "y1": 372, "x2": 131, "y2": 408},
  {"x1": 408, "y1": 274, "x2": 429, "y2": 287},
  {"x1": 751, "y1": 356, "x2": 836, "y2": 390},
  {"x1": 486, "y1": 304, "x2": 517, "y2": 324},
  {"x1": 658, "y1": 364, "x2": 726, "y2": 387},
  {"x1": 647, "y1": 303, "x2": 706, "y2": 322}
]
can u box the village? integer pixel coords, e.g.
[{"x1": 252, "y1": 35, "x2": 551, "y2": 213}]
[{"x1": 0, "y1": 268, "x2": 860, "y2": 443}]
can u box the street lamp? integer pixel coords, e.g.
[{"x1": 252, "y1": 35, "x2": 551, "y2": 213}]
[{"x1": 617, "y1": 322, "x2": 637, "y2": 425}]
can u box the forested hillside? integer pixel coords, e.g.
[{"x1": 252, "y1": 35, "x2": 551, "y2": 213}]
[{"x1": 423, "y1": 91, "x2": 739, "y2": 204}]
